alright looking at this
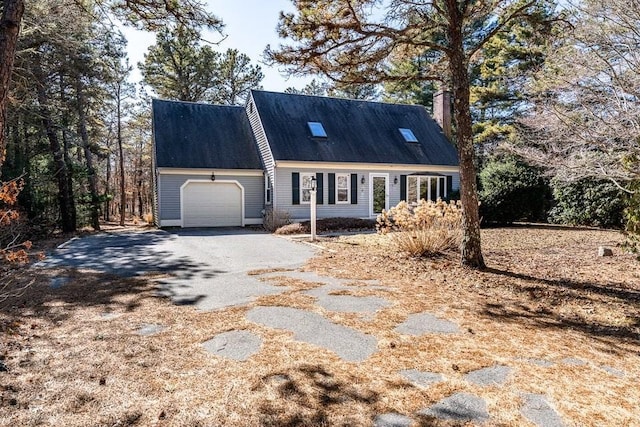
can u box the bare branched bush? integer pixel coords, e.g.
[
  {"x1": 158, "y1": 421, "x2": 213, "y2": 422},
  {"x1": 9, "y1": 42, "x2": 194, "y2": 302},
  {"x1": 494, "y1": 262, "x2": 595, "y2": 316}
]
[
  {"x1": 143, "y1": 212, "x2": 154, "y2": 224},
  {"x1": 1, "y1": 177, "x2": 43, "y2": 305},
  {"x1": 0, "y1": 177, "x2": 31, "y2": 265},
  {"x1": 377, "y1": 199, "x2": 462, "y2": 257},
  {"x1": 263, "y1": 209, "x2": 291, "y2": 232}
]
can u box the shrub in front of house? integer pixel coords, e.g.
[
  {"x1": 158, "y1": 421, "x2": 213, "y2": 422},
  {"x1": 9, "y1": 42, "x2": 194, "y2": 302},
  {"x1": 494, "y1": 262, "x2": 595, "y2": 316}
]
[
  {"x1": 548, "y1": 178, "x2": 625, "y2": 228},
  {"x1": 263, "y1": 209, "x2": 292, "y2": 232},
  {"x1": 275, "y1": 217, "x2": 377, "y2": 235},
  {"x1": 377, "y1": 199, "x2": 462, "y2": 257},
  {"x1": 479, "y1": 158, "x2": 550, "y2": 224}
]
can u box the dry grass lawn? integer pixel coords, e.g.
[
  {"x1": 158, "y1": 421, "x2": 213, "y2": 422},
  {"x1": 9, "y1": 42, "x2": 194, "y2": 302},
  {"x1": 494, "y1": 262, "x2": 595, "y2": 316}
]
[{"x1": 0, "y1": 226, "x2": 638, "y2": 426}]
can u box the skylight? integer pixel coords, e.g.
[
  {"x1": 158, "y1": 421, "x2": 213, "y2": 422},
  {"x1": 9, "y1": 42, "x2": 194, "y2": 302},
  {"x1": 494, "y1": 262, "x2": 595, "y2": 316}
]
[
  {"x1": 308, "y1": 122, "x2": 327, "y2": 138},
  {"x1": 399, "y1": 128, "x2": 418, "y2": 143}
]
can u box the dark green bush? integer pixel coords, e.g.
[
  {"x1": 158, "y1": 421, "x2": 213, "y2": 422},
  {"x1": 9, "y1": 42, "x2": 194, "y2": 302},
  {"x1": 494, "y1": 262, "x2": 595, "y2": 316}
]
[
  {"x1": 479, "y1": 158, "x2": 550, "y2": 224},
  {"x1": 548, "y1": 178, "x2": 625, "y2": 228}
]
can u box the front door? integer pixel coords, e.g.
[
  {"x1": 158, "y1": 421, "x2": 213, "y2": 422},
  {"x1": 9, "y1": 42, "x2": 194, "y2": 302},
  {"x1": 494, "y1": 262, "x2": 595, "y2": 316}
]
[{"x1": 369, "y1": 173, "x2": 389, "y2": 216}]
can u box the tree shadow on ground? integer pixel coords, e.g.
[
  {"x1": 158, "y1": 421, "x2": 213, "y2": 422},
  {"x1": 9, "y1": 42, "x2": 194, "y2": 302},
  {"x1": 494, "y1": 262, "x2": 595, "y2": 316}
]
[
  {"x1": 480, "y1": 267, "x2": 640, "y2": 353},
  {"x1": 36, "y1": 230, "x2": 221, "y2": 280},
  {"x1": 0, "y1": 268, "x2": 176, "y2": 323},
  {"x1": 257, "y1": 364, "x2": 379, "y2": 427}
]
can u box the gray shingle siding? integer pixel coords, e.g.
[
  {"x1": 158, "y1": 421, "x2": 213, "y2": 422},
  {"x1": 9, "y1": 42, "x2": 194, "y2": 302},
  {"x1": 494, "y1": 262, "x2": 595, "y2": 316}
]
[{"x1": 158, "y1": 173, "x2": 264, "y2": 221}]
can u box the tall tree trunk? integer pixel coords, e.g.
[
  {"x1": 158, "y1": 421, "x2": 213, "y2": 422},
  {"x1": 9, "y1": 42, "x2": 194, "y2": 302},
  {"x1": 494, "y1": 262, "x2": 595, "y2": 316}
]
[
  {"x1": 448, "y1": 6, "x2": 485, "y2": 269},
  {"x1": 104, "y1": 142, "x2": 111, "y2": 221},
  {"x1": 137, "y1": 174, "x2": 143, "y2": 218},
  {"x1": 0, "y1": 0, "x2": 24, "y2": 170},
  {"x1": 76, "y1": 79, "x2": 100, "y2": 230},
  {"x1": 116, "y1": 82, "x2": 125, "y2": 226},
  {"x1": 59, "y1": 76, "x2": 77, "y2": 228},
  {"x1": 34, "y1": 63, "x2": 75, "y2": 232},
  {"x1": 136, "y1": 138, "x2": 144, "y2": 218}
]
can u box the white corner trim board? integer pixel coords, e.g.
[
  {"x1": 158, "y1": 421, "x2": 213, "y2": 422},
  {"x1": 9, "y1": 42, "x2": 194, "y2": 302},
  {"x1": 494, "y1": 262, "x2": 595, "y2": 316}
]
[{"x1": 179, "y1": 179, "x2": 245, "y2": 228}]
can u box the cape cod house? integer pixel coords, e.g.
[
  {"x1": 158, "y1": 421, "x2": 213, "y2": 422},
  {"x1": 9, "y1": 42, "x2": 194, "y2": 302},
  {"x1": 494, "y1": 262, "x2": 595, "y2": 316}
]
[{"x1": 152, "y1": 90, "x2": 459, "y2": 228}]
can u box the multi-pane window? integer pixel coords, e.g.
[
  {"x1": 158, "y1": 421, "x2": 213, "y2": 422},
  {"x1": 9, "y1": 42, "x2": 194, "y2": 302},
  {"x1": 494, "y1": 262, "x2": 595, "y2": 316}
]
[
  {"x1": 406, "y1": 176, "x2": 447, "y2": 203},
  {"x1": 301, "y1": 173, "x2": 315, "y2": 203},
  {"x1": 265, "y1": 177, "x2": 272, "y2": 205},
  {"x1": 336, "y1": 173, "x2": 350, "y2": 203}
]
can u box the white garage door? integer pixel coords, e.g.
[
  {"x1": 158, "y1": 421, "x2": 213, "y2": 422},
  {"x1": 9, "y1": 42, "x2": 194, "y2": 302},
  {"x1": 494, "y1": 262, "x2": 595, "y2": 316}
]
[{"x1": 182, "y1": 181, "x2": 242, "y2": 227}]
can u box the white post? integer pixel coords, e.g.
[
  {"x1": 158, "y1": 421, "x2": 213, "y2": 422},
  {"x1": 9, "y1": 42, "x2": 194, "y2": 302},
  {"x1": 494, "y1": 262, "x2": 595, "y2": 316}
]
[{"x1": 310, "y1": 188, "x2": 317, "y2": 242}]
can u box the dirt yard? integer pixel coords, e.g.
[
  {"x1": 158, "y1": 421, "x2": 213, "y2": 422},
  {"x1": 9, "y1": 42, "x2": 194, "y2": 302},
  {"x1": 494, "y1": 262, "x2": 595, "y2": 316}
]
[{"x1": 0, "y1": 226, "x2": 638, "y2": 426}]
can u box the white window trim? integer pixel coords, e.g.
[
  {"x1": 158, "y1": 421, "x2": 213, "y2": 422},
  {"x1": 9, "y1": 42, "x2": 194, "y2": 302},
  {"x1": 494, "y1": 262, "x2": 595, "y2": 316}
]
[
  {"x1": 300, "y1": 172, "x2": 315, "y2": 204},
  {"x1": 335, "y1": 173, "x2": 350, "y2": 204},
  {"x1": 406, "y1": 175, "x2": 447, "y2": 203},
  {"x1": 265, "y1": 176, "x2": 272, "y2": 205}
]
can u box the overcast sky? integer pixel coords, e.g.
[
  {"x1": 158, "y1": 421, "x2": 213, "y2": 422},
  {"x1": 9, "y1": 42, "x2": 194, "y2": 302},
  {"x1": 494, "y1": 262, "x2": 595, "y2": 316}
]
[{"x1": 122, "y1": 0, "x2": 313, "y2": 93}]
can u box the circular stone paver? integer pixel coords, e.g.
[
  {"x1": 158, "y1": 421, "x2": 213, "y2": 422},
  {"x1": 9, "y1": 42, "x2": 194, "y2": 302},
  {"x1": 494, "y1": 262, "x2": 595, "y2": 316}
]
[
  {"x1": 418, "y1": 392, "x2": 489, "y2": 423},
  {"x1": 395, "y1": 312, "x2": 459, "y2": 335},
  {"x1": 373, "y1": 413, "x2": 413, "y2": 427},
  {"x1": 202, "y1": 330, "x2": 262, "y2": 361},
  {"x1": 400, "y1": 369, "x2": 444, "y2": 388},
  {"x1": 464, "y1": 365, "x2": 512, "y2": 386}
]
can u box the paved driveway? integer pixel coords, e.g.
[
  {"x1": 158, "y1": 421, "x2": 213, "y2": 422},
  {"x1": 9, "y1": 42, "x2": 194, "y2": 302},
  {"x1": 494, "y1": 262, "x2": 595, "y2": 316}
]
[{"x1": 39, "y1": 228, "x2": 317, "y2": 310}]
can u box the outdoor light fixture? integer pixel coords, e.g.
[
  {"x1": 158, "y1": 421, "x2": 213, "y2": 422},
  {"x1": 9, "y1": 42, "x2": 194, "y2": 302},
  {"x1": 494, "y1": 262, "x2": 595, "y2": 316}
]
[
  {"x1": 310, "y1": 176, "x2": 317, "y2": 191},
  {"x1": 394, "y1": 176, "x2": 398, "y2": 185},
  {"x1": 210, "y1": 172, "x2": 216, "y2": 181},
  {"x1": 361, "y1": 175, "x2": 365, "y2": 184}
]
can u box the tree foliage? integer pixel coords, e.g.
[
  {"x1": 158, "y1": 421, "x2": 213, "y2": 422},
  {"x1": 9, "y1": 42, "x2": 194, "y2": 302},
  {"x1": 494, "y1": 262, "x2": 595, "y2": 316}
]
[
  {"x1": 139, "y1": 25, "x2": 218, "y2": 102},
  {"x1": 2, "y1": 0, "x2": 154, "y2": 233},
  {"x1": 0, "y1": 0, "x2": 221, "y2": 172},
  {"x1": 139, "y1": 26, "x2": 263, "y2": 105},
  {"x1": 511, "y1": 0, "x2": 639, "y2": 250},
  {"x1": 515, "y1": 0, "x2": 639, "y2": 185},
  {"x1": 479, "y1": 157, "x2": 549, "y2": 224},
  {"x1": 548, "y1": 178, "x2": 625, "y2": 228},
  {"x1": 285, "y1": 78, "x2": 379, "y2": 100},
  {"x1": 267, "y1": 0, "x2": 558, "y2": 268}
]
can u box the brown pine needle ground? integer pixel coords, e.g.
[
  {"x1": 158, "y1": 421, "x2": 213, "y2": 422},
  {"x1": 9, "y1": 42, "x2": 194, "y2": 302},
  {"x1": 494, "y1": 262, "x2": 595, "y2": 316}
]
[{"x1": 1, "y1": 226, "x2": 638, "y2": 426}]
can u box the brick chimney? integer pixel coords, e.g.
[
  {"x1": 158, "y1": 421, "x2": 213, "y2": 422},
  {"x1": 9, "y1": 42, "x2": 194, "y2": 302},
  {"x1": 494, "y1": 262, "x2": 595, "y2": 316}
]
[{"x1": 433, "y1": 90, "x2": 452, "y2": 140}]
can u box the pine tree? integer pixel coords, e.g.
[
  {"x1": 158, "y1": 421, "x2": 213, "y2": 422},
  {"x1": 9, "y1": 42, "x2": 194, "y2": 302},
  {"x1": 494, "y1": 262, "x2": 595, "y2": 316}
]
[{"x1": 267, "y1": 0, "x2": 558, "y2": 268}]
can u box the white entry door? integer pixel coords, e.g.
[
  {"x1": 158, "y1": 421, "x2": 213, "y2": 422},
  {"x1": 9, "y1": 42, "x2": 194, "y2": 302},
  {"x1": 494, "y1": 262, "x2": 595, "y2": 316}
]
[{"x1": 369, "y1": 173, "x2": 389, "y2": 216}]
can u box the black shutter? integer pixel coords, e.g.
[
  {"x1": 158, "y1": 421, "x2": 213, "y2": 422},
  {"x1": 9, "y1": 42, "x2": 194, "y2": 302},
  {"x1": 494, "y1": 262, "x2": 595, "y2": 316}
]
[
  {"x1": 292, "y1": 172, "x2": 300, "y2": 205},
  {"x1": 446, "y1": 175, "x2": 453, "y2": 198},
  {"x1": 316, "y1": 173, "x2": 324, "y2": 204},
  {"x1": 350, "y1": 173, "x2": 358, "y2": 204},
  {"x1": 328, "y1": 173, "x2": 335, "y2": 204},
  {"x1": 400, "y1": 175, "x2": 407, "y2": 201}
]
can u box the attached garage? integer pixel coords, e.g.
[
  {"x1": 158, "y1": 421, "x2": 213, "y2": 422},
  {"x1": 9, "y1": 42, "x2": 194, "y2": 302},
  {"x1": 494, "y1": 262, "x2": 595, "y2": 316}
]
[{"x1": 181, "y1": 181, "x2": 244, "y2": 227}]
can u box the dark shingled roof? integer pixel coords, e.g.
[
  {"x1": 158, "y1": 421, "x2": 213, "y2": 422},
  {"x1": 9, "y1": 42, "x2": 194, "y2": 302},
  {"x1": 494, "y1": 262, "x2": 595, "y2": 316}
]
[
  {"x1": 250, "y1": 90, "x2": 458, "y2": 166},
  {"x1": 152, "y1": 99, "x2": 262, "y2": 169}
]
